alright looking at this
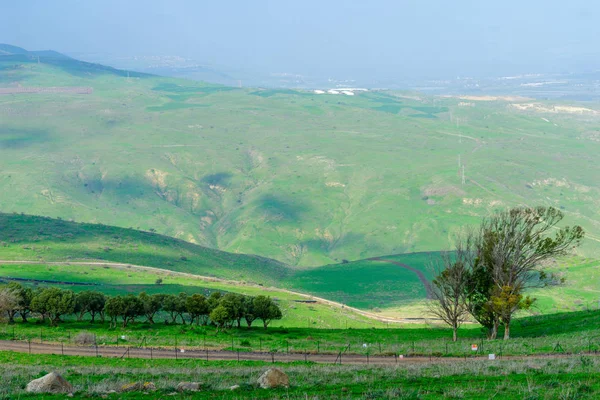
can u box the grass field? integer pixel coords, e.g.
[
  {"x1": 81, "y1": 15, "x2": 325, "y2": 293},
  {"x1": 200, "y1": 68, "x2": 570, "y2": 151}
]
[
  {"x1": 1, "y1": 53, "x2": 600, "y2": 268},
  {"x1": 2, "y1": 212, "x2": 599, "y2": 315},
  {"x1": 3, "y1": 351, "x2": 600, "y2": 399}
]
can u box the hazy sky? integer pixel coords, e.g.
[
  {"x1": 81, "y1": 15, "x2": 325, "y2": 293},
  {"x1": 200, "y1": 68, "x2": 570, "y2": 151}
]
[{"x1": 2, "y1": 0, "x2": 599, "y2": 79}]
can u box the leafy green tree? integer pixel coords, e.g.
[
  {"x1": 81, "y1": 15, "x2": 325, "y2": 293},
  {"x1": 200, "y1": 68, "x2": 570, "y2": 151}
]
[
  {"x1": 138, "y1": 292, "x2": 163, "y2": 324},
  {"x1": 206, "y1": 291, "x2": 223, "y2": 312},
  {"x1": 253, "y1": 296, "x2": 282, "y2": 329},
  {"x1": 186, "y1": 294, "x2": 209, "y2": 325},
  {"x1": 104, "y1": 296, "x2": 123, "y2": 328},
  {"x1": 6, "y1": 282, "x2": 33, "y2": 323},
  {"x1": 209, "y1": 305, "x2": 230, "y2": 332},
  {"x1": 221, "y1": 293, "x2": 245, "y2": 328},
  {"x1": 119, "y1": 295, "x2": 144, "y2": 327},
  {"x1": 0, "y1": 287, "x2": 20, "y2": 323},
  {"x1": 75, "y1": 291, "x2": 106, "y2": 322},
  {"x1": 163, "y1": 293, "x2": 188, "y2": 324},
  {"x1": 242, "y1": 296, "x2": 257, "y2": 329},
  {"x1": 31, "y1": 287, "x2": 75, "y2": 326},
  {"x1": 103, "y1": 295, "x2": 143, "y2": 328}
]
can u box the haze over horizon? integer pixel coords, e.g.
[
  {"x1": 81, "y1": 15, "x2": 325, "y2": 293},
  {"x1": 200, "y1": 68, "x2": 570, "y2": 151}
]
[{"x1": 2, "y1": 0, "x2": 600, "y2": 81}]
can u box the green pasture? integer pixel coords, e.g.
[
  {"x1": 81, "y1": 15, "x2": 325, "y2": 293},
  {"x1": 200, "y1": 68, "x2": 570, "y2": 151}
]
[{"x1": 2, "y1": 54, "x2": 599, "y2": 269}]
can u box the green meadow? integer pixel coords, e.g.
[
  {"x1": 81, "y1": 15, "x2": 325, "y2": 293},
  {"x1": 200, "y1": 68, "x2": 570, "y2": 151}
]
[{"x1": 2, "y1": 54, "x2": 600, "y2": 269}]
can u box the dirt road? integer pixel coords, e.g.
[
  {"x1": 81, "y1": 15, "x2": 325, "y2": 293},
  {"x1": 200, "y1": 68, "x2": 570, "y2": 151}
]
[{"x1": 0, "y1": 340, "x2": 592, "y2": 366}]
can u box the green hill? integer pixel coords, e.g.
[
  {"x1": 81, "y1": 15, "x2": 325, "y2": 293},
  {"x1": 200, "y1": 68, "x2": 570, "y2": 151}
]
[
  {"x1": 0, "y1": 212, "x2": 288, "y2": 285},
  {"x1": 1, "y1": 46, "x2": 599, "y2": 268}
]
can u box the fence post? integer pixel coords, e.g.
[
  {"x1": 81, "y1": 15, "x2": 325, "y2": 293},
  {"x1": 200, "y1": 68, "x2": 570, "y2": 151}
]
[
  {"x1": 95, "y1": 344, "x2": 99, "y2": 357},
  {"x1": 40, "y1": 328, "x2": 43, "y2": 343},
  {"x1": 28, "y1": 339, "x2": 31, "y2": 354},
  {"x1": 317, "y1": 341, "x2": 320, "y2": 354},
  {"x1": 206, "y1": 349, "x2": 209, "y2": 361},
  {"x1": 271, "y1": 352, "x2": 274, "y2": 363},
  {"x1": 366, "y1": 352, "x2": 369, "y2": 365},
  {"x1": 286, "y1": 341, "x2": 289, "y2": 354},
  {"x1": 61, "y1": 342, "x2": 64, "y2": 356},
  {"x1": 150, "y1": 347, "x2": 153, "y2": 360}
]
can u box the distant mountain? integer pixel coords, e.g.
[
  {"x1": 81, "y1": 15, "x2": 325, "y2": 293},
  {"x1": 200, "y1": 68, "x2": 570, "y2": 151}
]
[
  {"x1": 0, "y1": 43, "x2": 71, "y2": 59},
  {"x1": 0, "y1": 44, "x2": 149, "y2": 78}
]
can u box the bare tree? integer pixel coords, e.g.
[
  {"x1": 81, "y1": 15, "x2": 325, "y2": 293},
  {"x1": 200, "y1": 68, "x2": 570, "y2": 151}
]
[{"x1": 428, "y1": 234, "x2": 476, "y2": 341}]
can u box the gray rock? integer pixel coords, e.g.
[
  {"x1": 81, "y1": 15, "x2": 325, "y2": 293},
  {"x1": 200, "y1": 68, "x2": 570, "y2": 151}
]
[
  {"x1": 26, "y1": 372, "x2": 73, "y2": 394},
  {"x1": 230, "y1": 384, "x2": 240, "y2": 391},
  {"x1": 257, "y1": 368, "x2": 289, "y2": 389},
  {"x1": 177, "y1": 382, "x2": 203, "y2": 392}
]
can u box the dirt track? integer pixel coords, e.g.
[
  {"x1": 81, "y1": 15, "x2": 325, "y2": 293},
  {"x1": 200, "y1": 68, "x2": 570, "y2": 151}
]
[
  {"x1": 0, "y1": 339, "x2": 431, "y2": 365},
  {"x1": 0, "y1": 340, "x2": 593, "y2": 366}
]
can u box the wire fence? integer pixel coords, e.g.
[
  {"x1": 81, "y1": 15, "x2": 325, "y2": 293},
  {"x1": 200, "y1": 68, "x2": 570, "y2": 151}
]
[{"x1": 2, "y1": 327, "x2": 600, "y2": 363}]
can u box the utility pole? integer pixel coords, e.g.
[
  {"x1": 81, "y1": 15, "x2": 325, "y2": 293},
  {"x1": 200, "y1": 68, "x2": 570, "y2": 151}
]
[{"x1": 461, "y1": 165, "x2": 466, "y2": 185}]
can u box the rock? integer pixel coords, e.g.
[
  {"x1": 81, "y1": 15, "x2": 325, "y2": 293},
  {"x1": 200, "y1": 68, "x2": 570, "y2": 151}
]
[
  {"x1": 229, "y1": 385, "x2": 240, "y2": 391},
  {"x1": 120, "y1": 382, "x2": 157, "y2": 392},
  {"x1": 26, "y1": 372, "x2": 73, "y2": 394},
  {"x1": 177, "y1": 382, "x2": 203, "y2": 392},
  {"x1": 257, "y1": 368, "x2": 289, "y2": 389}
]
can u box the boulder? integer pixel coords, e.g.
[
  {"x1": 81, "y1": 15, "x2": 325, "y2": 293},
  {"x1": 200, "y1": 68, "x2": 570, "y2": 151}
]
[
  {"x1": 257, "y1": 368, "x2": 289, "y2": 389},
  {"x1": 26, "y1": 372, "x2": 73, "y2": 394},
  {"x1": 177, "y1": 382, "x2": 203, "y2": 392},
  {"x1": 120, "y1": 382, "x2": 157, "y2": 392},
  {"x1": 229, "y1": 385, "x2": 240, "y2": 391}
]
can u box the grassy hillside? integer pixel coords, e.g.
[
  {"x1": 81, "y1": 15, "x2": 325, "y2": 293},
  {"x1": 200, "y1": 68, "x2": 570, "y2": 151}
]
[
  {"x1": 2, "y1": 51, "x2": 600, "y2": 266},
  {"x1": 0, "y1": 212, "x2": 288, "y2": 285},
  {"x1": 1, "y1": 213, "x2": 598, "y2": 316}
]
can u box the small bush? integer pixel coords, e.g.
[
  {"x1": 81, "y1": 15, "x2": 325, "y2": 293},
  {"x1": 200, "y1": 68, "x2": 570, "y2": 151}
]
[{"x1": 74, "y1": 332, "x2": 96, "y2": 345}]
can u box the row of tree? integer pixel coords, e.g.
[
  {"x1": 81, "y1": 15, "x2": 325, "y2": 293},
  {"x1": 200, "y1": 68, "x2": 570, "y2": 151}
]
[
  {"x1": 0, "y1": 285, "x2": 282, "y2": 330},
  {"x1": 430, "y1": 206, "x2": 584, "y2": 341}
]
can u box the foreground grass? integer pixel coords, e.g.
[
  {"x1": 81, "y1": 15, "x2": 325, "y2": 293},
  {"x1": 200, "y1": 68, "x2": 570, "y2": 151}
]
[{"x1": 1, "y1": 351, "x2": 600, "y2": 398}]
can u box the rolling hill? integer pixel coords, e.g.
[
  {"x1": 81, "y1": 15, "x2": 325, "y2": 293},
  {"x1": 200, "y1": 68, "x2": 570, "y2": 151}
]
[
  {"x1": 1, "y1": 45, "x2": 600, "y2": 269},
  {"x1": 1, "y1": 213, "x2": 597, "y2": 318}
]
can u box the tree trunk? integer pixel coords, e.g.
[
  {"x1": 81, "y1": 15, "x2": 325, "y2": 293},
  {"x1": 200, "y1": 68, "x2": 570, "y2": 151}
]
[
  {"x1": 90, "y1": 312, "x2": 96, "y2": 323},
  {"x1": 490, "y1": 320, "x2": 499, "y2": 340},
  {"x1": 503, "y1": 322, "x2": 510, "y2": 340},
  {"x1": 452, "y1": 326, "x2": 457, "y2": 342}
]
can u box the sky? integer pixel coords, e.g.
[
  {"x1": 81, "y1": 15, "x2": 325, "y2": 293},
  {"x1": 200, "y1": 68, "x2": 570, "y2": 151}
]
[{"x1": 2, "y1": 0, "x2": 600, "y2": 80}]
